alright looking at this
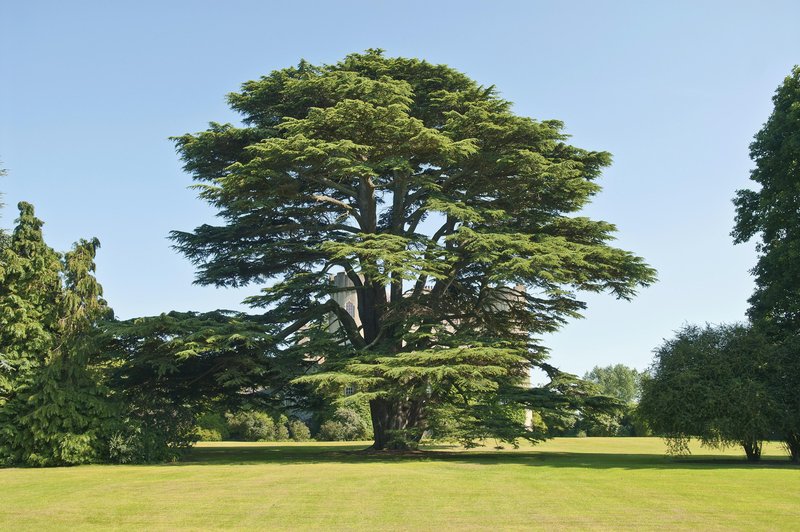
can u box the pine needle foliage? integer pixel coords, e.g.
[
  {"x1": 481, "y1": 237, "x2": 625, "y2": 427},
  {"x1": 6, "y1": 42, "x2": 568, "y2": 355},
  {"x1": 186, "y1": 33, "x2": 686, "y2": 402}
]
[
  {"x1": 104, "y1": 310, "x2": 295, "y2": 410},
  {"x1": 0, "y1": 203, "x2": 115, "y2": 466}
]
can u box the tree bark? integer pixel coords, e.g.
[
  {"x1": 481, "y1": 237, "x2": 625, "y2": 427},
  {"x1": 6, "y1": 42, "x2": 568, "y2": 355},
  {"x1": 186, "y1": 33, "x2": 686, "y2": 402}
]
[
  {"x1": 742, "y1": 439, "x2": 762, "y2": 462},
  {"x1": 785, "y1": 432, "x2": 800, "y2": 463},
  {"x1": 369, "y1": 397, "x2": 424, "y2": 450}
]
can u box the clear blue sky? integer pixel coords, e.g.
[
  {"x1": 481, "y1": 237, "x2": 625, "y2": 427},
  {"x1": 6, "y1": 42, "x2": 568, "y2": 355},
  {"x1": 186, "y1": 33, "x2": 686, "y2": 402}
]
[{"x1": 2, "y1": 0, "x2": 799, "y2": 376}]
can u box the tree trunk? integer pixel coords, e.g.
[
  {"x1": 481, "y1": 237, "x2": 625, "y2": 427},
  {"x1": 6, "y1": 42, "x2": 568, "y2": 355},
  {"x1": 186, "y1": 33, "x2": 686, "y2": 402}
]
[
  {"x1": 742, "y1": 439, "x2": 762, "y2": 462},
  {"x1": 785, "y1": 432, "x2": 800, "y2": 463},
  {"x1": 369, "y1": 398, "x2": 423, "y2": 450}
]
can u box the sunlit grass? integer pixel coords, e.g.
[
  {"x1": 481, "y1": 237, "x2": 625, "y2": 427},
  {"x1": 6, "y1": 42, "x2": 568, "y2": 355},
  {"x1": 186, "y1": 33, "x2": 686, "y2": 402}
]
[{"x1": 2, "y1": 438, "x2": 798, "y2": 530}]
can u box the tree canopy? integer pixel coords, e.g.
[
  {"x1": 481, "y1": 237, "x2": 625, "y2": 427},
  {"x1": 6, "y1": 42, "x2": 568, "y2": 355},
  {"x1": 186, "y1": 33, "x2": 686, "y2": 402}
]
[
  {"x1": 639, "y1": 323, "x2": 773, "y2": 461},
  {"x1": 732, "y1": 65, "x2": 800, "y2": 461},
  {"x1": 584, "y1": 364, "x2": 642, "y2": 405},
  {"x1": 171, "y1": 50, "x2": 655, "y2": 449},
  {"x1": 733, "y1": 66, "x2": 800, "y2": 328}
]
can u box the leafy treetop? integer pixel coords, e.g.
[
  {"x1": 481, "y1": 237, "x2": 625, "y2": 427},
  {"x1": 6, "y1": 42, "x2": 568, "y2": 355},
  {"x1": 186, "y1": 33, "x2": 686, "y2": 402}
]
[{"x1": 733, "y1": 66, "x2": 800, "y2": 328}]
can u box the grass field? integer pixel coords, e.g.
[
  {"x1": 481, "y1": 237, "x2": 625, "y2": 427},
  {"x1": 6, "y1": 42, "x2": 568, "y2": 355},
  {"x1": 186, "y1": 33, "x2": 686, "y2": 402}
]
[{"x1": 2, "y1": 438, "x2": 799, "y2": 530}]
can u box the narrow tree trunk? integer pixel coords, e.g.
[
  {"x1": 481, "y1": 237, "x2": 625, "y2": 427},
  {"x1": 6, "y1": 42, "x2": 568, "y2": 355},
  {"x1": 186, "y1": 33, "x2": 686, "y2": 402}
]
[
  {"x1": 742, "y1": 439, "x2": 762, "y2": 462},
  {"x1": 785, "y1": 432, "x2": 800, "y2": 463}
]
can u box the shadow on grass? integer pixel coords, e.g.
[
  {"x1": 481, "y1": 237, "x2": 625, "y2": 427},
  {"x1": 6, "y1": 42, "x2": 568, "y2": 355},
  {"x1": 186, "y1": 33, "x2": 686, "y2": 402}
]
[{"x1": 175, "y1": 443, "x2": 799, "y2": 471}]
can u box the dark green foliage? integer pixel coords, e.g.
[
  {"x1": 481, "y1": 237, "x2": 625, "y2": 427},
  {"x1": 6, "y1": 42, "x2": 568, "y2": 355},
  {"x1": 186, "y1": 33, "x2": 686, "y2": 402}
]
[
  {"x1": 103, "y1": 310, "x2": 301, "y2": 453},
  {"x1": 733, "y1": 66, "x2": 800, "y2": 329},
  {"x1": 104, "y1": 311, "x2": 281, "y2": 408},
  {"x1": 227, "y1": 411, "x2": 276, "y2": 441},
  {"x1": 107, "y1": 404, "x2": 197, "y2": 463},
  {"x1": 621, "y1": 406, "x2": 651, "y2": 437},
  {"x1": 287, "y1": 419, "x2": 311, "y2": 441},
  {"x1": 571, "y1": 412, "x2": 623, "y2": 438},
  {"x1": 317, "y1": 407, "x2": 373, "y2": 441},
  {"x1": 769, "y1": 333, "x2": 800, "y2": 462},
  {"x1": 196, "y1": 412, "x2": 230, "y2": 441},
  {"x1": 639, "y1": 324, "x2": 774, "y2": 461},
  {"x1": 732, "y1": 66, "x2": 800, "y2": 462},
  {"x1": 0, "y1": 204, "x2": 116, "y2": 466},
  {"x1": 222, "y1": 410, "x2": 308, "y2": 441},
  {"x1": 425, "y1": 399, "x2": 530, "y2": 448},
  {"x1": 565, "y1": 406, "x2": 649, "y2": 437},
  {"x1": 172, "y1": 50, "x2": 655, "y2": 449}
]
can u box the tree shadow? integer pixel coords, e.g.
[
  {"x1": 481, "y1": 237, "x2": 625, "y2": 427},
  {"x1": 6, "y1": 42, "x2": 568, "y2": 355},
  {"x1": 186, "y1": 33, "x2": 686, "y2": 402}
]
[{"x1": 171, "y1": 442, "x2": 799, "y2": 470}]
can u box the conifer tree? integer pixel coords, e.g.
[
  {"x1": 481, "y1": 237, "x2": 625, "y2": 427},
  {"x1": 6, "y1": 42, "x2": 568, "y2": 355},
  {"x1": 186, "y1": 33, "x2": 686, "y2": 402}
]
[
  {"x1": 0, "y1": 205, "x2": 115, "y2": 466},
  {"x1": 0, "y1": 202, "x2": 62, "y2": 409},
  {"x1": 172, "y1": 51, "x2": 656, "y2": 449}
]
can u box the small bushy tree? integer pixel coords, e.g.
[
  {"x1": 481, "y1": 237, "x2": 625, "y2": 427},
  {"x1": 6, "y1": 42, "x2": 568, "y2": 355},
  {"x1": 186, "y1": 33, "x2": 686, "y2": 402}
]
[
  {"x1": 639, "y1": 324, "x2": 773, "y2": 461},
  {"x1": 227, "y1": 411, "x2": 276, "y2": 441},
  {"x1": 288, "y1": 419, "x2": 311, "y2": 441},
  {"x1": 274, "y1": 414, "x2": 291, "y2": 441},
  {"x1": 108, "y1": 402, "x2": 197, "y2": 463},
  {"x1": 317, "y1": 407, "x2": 373, "y2": 441}
]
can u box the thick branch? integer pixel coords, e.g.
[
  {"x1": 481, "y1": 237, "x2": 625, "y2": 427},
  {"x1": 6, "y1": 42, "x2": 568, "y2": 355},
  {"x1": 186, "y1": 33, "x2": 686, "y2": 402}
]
[
  {"x1": 391, "y1": 172, "x2": 408, "y2": 234},
  {"x1": 357, "y1": 175, "x2": 377, "y2": 233},
  {"x1": 328, "y1": 301, "x2": 367, "y2": 349},
  {"x1": 412, "y1": 218, "x2": 457, "y2": 297},
  {"x1": 273, "y1": 299, "x2": 366, "y2": 350},
  {"x1": 311, "y1": 194, "x2": 364, "y2": 227},
  {"x1": 307, "y1": 175, "x2": 359, "y2": 199},
  {"x1": 272, "y1": 304, "x2": 332, "y2": 343},
  {"x1": 335, "y1": 260, "x2": 364, "y2": 289}
]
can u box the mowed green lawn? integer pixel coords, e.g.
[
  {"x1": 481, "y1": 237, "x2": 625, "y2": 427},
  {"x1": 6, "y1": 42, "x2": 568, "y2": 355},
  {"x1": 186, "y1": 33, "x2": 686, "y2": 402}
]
[{"x1": 2, "y1": 438, "x2": 799, "y2": 530}]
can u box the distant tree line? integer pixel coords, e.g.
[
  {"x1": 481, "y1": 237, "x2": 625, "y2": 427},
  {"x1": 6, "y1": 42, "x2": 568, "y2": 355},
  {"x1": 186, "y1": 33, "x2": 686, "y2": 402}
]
[{"x1": 544, "y1": 364, "x2": 649, "y2": 438}]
